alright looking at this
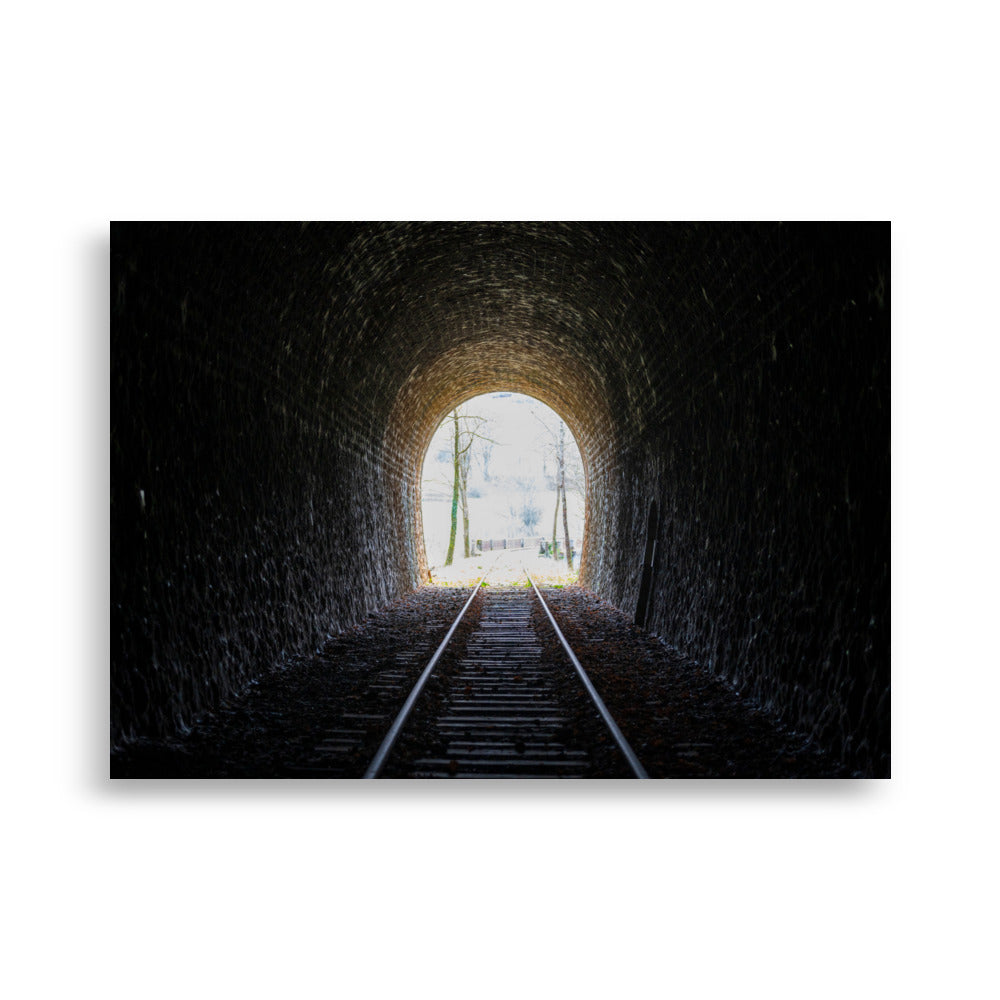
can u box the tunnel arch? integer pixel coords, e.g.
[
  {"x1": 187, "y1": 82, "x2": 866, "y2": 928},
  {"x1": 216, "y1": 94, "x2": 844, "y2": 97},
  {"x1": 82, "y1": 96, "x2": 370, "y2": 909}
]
[{"x1": 385, "y1": 341, "x2": 610, "y2": 584}]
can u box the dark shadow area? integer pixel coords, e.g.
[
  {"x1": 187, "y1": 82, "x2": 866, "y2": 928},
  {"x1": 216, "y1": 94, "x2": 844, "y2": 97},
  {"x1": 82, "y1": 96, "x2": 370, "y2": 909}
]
[{"x1": 635, "y1": 501, "x2": 659, "y2": 628}]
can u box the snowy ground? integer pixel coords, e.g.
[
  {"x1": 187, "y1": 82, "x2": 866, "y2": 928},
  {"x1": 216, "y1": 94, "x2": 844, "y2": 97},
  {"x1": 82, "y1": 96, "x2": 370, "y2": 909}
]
[
  {"x1": 421, "y1": 494, "x2": 584, "y2": 568},
  {"x1": 426, "y1": 547, "x2": 580, "y2": 585}
]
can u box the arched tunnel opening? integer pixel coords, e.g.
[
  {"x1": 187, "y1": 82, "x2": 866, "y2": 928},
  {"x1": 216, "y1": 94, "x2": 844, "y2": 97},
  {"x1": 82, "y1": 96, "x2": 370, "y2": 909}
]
[
  {"x1": 111, "y1": 221, "x2": 889, "y2": 776},
  {"x1": 384, "y1": 327, "x2": 615, "y2": 591},
  {"x1": 415, "y1": 391, "x2": 586, "y2": 582}
]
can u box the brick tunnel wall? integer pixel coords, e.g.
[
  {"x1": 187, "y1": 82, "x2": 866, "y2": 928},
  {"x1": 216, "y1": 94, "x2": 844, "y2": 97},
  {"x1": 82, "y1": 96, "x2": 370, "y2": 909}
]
[
  {"x1": 591, "y1": 225, "x2": 890, "y2": 774},
  {"x1": 111, "y1": 224, "x2": 412, "y2": 744},
  {"x1": 111, "y1": 222, "x2": 889, "y2": 774}
]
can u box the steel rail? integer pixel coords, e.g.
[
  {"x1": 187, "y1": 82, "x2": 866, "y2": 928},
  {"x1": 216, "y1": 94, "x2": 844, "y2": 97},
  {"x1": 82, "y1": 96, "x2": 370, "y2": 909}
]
[
  {"x1": 525, "y1": 570, "x2": 649, "y2": 779},
  {"x1": 363, "y1": 568, "x2": 491, "y2": 779}
]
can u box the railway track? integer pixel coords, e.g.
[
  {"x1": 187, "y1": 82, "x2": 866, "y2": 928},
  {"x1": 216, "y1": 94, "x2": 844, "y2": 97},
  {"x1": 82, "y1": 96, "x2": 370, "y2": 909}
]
[{"x1": 365, "y1": 570, "x2": 648, "y2": 779}]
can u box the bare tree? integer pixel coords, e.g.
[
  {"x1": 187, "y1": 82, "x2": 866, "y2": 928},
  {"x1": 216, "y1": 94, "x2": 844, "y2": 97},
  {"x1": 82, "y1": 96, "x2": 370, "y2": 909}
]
[
  {"x1": 458, "y1": 430, "x2": 473, "y2": 558},
  {"x1": 557, "y1": 421, "x2": 573, "y2": 571},
  {"x1": 551, "y1": 460, "x2": 561, "y2": 556},
  {"x1": 444, "y1": 410, "x2": 460, "y2": 566},
  {"x1": 443, "y1": 406, "x2": 495, "y2": 566},
  {"x1": 533, "y1": 409, "x2": 576, "y2": 570}
]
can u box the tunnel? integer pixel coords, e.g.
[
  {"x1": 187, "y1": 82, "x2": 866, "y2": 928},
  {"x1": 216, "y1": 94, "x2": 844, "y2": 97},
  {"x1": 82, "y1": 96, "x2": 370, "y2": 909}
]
[{"x1": 111, "y1": 221, "x2": 889, "y2": 776}]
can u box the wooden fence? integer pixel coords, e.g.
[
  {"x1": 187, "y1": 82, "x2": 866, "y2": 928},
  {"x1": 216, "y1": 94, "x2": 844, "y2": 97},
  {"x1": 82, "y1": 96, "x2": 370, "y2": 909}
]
[{"x1": 475, "y1": 537, "x2": 580, "y2": 556}]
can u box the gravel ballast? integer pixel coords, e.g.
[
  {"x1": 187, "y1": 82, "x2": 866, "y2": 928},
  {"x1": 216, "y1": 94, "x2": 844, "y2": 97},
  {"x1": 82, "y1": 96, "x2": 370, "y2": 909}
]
[{"x1": 112, "y1": 584, "x2": 849, "y2": 778}]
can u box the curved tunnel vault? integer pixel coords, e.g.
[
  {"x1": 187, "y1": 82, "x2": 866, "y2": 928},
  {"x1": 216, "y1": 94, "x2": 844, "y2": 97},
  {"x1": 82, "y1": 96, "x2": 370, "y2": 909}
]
[
  {"x1": 111, "y1": 221, "x2": 890, "y2": 774},
  {"x1": 387, "y1": 339, "x2": 610, "y2": 584}
]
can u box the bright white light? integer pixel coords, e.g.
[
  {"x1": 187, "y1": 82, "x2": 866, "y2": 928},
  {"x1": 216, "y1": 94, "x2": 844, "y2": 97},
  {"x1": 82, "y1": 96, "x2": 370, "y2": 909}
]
[{"x1": 420, "y1": 393, "x2": 585, "y2": 574}]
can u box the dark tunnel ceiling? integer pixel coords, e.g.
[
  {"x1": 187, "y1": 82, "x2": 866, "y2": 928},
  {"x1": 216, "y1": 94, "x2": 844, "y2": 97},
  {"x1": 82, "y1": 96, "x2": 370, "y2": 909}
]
[{"x1": 330, "y1": 221, "x2": 765, "y2": 441}]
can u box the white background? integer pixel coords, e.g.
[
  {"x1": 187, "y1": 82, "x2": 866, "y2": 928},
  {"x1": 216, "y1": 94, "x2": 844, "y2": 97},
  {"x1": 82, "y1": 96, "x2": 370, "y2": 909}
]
[{"x1": 3, "y1": 2, "x2": 997, "y2": 998}]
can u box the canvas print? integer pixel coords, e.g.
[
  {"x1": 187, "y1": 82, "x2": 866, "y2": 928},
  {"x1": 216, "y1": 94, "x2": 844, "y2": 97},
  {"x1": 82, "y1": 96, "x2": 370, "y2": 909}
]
[{"x1": 110, "y1": 222, "x2": 889, "y2": 778}]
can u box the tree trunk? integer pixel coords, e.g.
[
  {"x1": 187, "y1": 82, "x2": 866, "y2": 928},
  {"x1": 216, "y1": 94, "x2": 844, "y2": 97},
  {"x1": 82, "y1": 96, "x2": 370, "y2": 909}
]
[
  {"x1": 553, "y1": 421, "x2": 567, "y2": 563},
  {"x1": 561, "y1": 483, "x2": 574, "y2": 571},
  {"x1": 444, "y1": 410, "x2": 459, "y2": 566},
  {"x1": 461, "y1": 496, "x2": 470, "y2": 558},
  {"x1": 459, "y1": 448, "x2": 471, "y2": 559},
  {"x1": 551, "y1": 483, "x2": 560, "y2": 557}
]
